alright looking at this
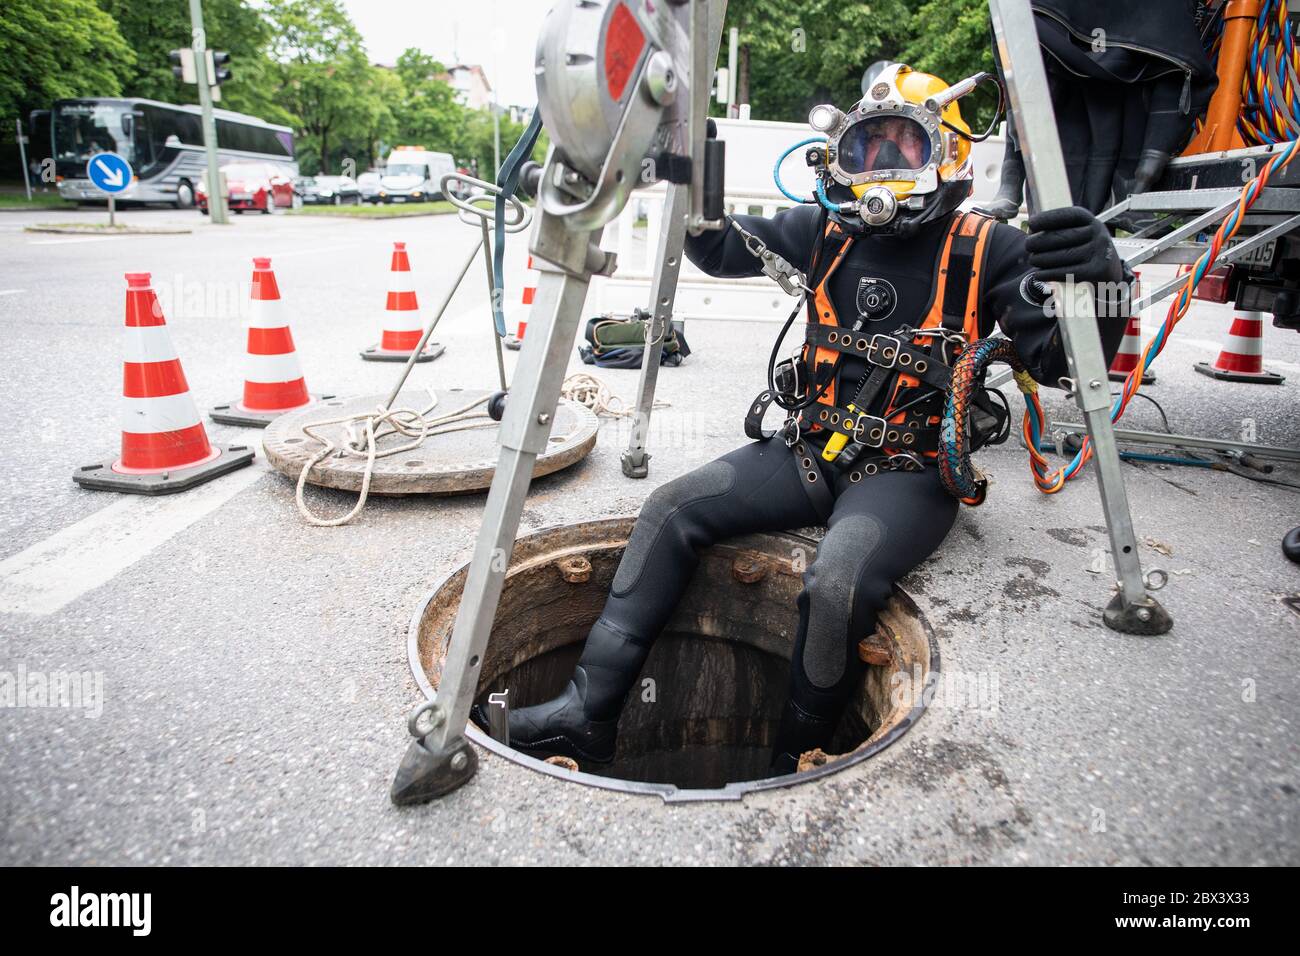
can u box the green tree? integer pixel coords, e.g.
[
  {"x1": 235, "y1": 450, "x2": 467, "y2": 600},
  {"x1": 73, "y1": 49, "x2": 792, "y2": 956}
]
[
  {"x1": 723, "y1": 0, "x2": 912, "y2": 122},
  {"x1": 354, "y1": 65, "x2": 402, "y2": 169},
  {"x1": 262, "y1": 0, "x2": 373, "y2": 173},
  {"x1": 722, "y1": 1, "x2": 999, "y2": 130},
  {"x1": 98, "y1": 0, "x2": 287, "y2": 124},
  {"x1": 0, "y1": 0, "x2": 134, "y2": 124},
  {"x1": 391, "y1": 49, "x2": 464, "y2": 152},
  {"x1": 902, "y1": 0, "x2": 998, "y2": 131}
]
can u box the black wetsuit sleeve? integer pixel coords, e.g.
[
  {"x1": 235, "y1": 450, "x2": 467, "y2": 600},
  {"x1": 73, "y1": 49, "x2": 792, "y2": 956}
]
[
  {"x1": 980, "y1": 222, "x2": 1130, "y2": 386},
  {"x1": 683, "y1": 203, "x2": 823, "y2": 278}
]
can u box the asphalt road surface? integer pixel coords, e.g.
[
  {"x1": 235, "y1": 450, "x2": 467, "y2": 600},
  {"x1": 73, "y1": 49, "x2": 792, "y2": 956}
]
[{"x1": 0, "y1": 203, "x2": 1297, "y2": 865}]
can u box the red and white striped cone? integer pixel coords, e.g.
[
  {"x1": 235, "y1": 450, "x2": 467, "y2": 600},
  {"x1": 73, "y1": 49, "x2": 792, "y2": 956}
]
[
  {"x1": 504, "y1": 256, "x2": 539, "y2": 352},
  {"x1": 1194, "y1": 311, "x2": 1285, "y2": 384},
  {"x1": 1108, "y1": 315, "x2": 1156, "y2": 385},
  {"x1": 74, "y1": 272, "x2": 254, "y2": 495},
  {"x1": 360, "y1": 242, "x2": 445, "y2": 362},
  {"x1": 210, "y1": 257, "x2": 333, "y2": 427}
]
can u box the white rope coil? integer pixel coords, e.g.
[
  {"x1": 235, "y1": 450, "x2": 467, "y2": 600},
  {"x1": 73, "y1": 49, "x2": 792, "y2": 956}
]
[
  {"x1": 295, "y1": 392, "x2": 493, "y2": 527},
  {"x1": 560, "y1": 372, "x2": 668, "y2": 419},
  {"x1": 295, "y1": 375, "x2": 659, "y2": 526}
]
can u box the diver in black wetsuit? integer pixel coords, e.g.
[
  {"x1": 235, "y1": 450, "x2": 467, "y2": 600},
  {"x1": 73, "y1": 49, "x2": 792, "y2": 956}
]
[{"x1": 480, "y1": 63, "x2": 1132, "y2": 774}]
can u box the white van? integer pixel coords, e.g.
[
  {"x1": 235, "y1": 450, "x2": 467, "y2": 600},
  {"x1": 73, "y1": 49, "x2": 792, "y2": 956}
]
[{"x1": 379, "y1": 147, "x2": 457, "y2": 203}]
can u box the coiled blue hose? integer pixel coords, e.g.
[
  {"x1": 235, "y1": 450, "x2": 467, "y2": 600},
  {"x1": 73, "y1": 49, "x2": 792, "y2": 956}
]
[{"x1": 774, "y1": 137, "x2": 825, "y2": 204}]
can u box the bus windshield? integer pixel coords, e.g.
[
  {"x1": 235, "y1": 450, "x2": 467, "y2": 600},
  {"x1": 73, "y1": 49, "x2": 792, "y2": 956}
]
[{"x1": 54, "y1": 103, "x2": 131, "y2": 166}]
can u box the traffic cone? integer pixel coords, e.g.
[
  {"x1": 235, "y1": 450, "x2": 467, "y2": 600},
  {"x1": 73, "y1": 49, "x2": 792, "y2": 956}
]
[
  {"x1": 1194, "y1": 311, "x2": 1285, "y2": 384},
  {"x1": 504, "y1": 256, "x2": 538, "y2": 352},
  {"x1": 210, "y1": 257, "x2": 333, "y2": 427},
  {"x1": 1109, "y1": 270, "x2": 1154, "y2": 384},
  {"x1": 1108, "y1": 315, "x2": 1156, "y2": 385},
  {"x1": 360, "y1": 242, "x2": 445, "y2": 362},
  {"x1": 74, "y1": 272, "x2": 254, "y2": 494}
]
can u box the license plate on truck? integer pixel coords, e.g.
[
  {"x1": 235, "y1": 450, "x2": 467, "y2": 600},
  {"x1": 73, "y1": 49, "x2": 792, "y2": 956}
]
[{"x1": 1227, "y1": 235, "x2": 1278, "y2": 269}]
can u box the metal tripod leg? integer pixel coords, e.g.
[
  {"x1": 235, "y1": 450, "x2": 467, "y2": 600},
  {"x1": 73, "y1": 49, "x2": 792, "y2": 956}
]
[
  {"x1": 391, "y1": 213, "x2": 611, "y2": 805},
  {"x1": 621, "y1": 182, "x2": 690, "y2": 478},
  {"x1": 620, "y1": 0, "x2": 726, "y2": 479},
  {"x1": 988, "y1": 0, "x2": 1172, "y2": 635}
]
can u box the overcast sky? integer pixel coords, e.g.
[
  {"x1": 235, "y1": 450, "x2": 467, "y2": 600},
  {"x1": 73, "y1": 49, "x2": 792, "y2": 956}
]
[{"x1": 341, "y1": 0, "x2": 551, "y2": 107}]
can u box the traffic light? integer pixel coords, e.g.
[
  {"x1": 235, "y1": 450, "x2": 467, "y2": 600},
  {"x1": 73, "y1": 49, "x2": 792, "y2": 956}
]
[
  {"x1": 169, "y1": 49, "x2": 197, "y2": 84},
  {"x1": 209, "y1": 51, "x2": 232, "y2": 86}
]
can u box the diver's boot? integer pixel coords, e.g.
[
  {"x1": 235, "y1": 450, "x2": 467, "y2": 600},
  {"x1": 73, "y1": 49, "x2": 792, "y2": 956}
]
[
  {"x1": 769, "y1": 698, "x2": 840, "y2": 775},
  {"x1": 977, "y1": 149, "x2": 1026, "y2": 221},
  {"x1": 472, "y1": 619, "x2": 650, "y2": 764}
]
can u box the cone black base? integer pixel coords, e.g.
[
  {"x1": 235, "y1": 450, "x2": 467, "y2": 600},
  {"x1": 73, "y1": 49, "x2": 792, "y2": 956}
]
[
  {"x1": 1110, "y1": 369, "x2": 1155, "y2": 385},
  {"x1": 360, "y1": 343, "x2": 445, "y2": 363},
  {"x1": 1194, "y1": 361, "x2": 1284, "y2": 385},
  {"x1": 209, "y1": 393, "x2": 336, "y2": 428},
  {"x1": 73, "y1": 443, "x2": 256, "y2": 496}
]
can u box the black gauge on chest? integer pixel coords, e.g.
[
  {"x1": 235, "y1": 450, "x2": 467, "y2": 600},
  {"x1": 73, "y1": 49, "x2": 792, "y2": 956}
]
[{"x1": 855, "y1": 276, "x2": 898, "y2": 323}]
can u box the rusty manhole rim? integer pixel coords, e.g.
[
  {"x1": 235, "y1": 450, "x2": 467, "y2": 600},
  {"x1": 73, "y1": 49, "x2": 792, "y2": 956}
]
[{"x1": 406, "y1": 518, "x2": 942, "y2": 804}]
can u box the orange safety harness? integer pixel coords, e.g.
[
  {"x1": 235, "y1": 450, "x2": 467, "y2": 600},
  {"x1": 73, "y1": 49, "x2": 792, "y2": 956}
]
[{"x1": 744, "y1": 210, "x2": 1004, "y2": 510}]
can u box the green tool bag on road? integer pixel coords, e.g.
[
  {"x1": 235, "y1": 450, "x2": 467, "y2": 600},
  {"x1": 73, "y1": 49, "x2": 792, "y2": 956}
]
[{"x1": 578, "y1": 310, "x2": 691, "y2": 369}]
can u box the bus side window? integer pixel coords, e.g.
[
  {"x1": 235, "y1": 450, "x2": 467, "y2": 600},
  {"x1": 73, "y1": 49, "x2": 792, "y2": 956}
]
[{"x1": 132, "y1": 111, "x2": 155, "y2": 171}]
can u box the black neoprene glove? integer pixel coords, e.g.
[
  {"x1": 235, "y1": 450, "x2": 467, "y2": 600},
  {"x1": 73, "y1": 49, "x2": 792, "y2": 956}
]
[{"x1": 1025, "y1": 205, "x2": 1123, "y2": 285}]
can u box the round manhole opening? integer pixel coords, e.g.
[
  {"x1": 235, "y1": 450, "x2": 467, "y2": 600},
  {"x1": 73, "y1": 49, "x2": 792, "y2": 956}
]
[{"x1": 409, "y1": 517, "x2": 938, "y2": 802}]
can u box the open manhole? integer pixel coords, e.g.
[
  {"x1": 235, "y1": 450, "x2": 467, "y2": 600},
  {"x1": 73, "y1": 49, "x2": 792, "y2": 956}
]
[{"x1": 409, "y1": 517, "x2": 938, "y2": 802}]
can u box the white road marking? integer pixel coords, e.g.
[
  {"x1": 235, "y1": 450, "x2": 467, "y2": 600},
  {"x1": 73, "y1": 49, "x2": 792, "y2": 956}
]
[
  {"x1": 0, "y1": 289, "x2": 25, "y2": 296},
  {"x1": 0, "y1": 460, "x2": 269, "y2": 617}
]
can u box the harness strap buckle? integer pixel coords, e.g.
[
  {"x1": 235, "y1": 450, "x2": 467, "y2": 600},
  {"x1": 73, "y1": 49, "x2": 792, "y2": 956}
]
[
  {"x1": 865, "y1": 334, "x2": 902, "y2": 369},
  {"x1": 852, "y1": 413, "x2": 888, "y2": 447}
]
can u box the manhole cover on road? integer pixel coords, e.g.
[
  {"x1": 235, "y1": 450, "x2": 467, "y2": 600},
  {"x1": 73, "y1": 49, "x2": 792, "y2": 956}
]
[
  {"x1": 409, "y1": 517, "x2": 939, "y2": 802},
  {"x1": 262, "y1": 387, "x2": 598, "y2": 495}
]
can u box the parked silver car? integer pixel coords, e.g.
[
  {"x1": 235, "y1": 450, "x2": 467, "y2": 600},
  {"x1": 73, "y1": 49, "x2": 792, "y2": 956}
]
[{"x1": 356, "y1": 171, "x2": 383, "y2": 204}]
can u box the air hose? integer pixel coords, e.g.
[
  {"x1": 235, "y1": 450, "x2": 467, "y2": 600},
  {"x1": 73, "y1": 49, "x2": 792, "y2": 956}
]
[
  {"x1": 1238, "y1": 0, "x2": 1300, "y2": 145},
  {"x1": 938, "y1": 337, "x2": 1047, "y2": 505},
  {"x1": 1022, "y1": 137, "x2": 1300, "y2": 494},
  {"x1": 940, "y1": 130, "x2": 1300, "y2": 502},
  {"x1": 773, "y1": 137, "x2": 824, "y2": 204}
]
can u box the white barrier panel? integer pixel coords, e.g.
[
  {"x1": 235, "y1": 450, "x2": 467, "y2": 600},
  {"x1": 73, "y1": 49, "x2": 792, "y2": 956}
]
[{"x1": 588, "y1": 117, "x2": 1008, "y2": 324}]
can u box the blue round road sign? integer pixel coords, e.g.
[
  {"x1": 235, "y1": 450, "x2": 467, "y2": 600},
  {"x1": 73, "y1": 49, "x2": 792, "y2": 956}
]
[{"x1": 86, "y1": 153, "x2": 133, "y2": 195}]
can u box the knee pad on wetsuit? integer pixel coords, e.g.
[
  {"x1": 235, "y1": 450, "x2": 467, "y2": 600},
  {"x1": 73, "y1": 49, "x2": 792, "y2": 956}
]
[{"x1": 610, "y1": 460, "x2": 736, "y2": 598}]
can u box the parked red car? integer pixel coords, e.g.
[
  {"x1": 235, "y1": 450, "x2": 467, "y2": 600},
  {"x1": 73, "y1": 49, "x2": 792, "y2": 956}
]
[{"x1": 196, "y1": 162, "x2": 296, "y2": 214}]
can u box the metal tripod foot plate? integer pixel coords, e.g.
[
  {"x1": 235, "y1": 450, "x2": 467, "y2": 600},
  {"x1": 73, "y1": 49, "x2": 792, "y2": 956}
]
[
  {"x1": 262, "y1": 388, "x2": 599, "y2": 495},
  {"x1": 390, "y1": 735, "x2": 477, "y2": 806},
  {"x1": 1103, "y1": 591, "x2": 1173, "y2": 636},
  {"x1": 73, "y1": 443, "x2": 256, "y2": 495}
]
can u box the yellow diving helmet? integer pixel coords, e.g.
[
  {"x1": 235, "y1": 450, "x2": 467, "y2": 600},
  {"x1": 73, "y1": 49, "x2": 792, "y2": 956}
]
[{"x1": 807, "y1": 63, "x2": 999, "y2": 235}]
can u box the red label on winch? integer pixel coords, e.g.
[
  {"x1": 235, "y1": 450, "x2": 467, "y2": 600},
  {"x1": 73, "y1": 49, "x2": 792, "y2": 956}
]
[{"x1": 604, "y1": 3, "x2": 645, "y2": 102}]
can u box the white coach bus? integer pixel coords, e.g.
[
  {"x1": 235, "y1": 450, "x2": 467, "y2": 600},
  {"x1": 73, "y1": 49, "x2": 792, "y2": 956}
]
[{"x1": 49, "y1": 97, "x2": 297, "y2": 208}]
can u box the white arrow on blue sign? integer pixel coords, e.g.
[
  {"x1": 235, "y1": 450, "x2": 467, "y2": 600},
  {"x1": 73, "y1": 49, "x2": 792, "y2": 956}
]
[{"x1": 86, "y1": 153, "x2": 134, "y2": 195}]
